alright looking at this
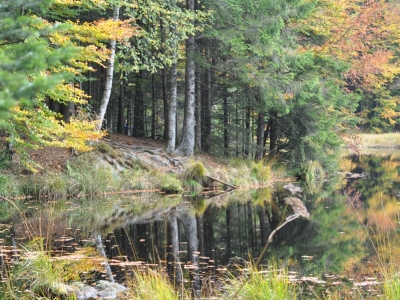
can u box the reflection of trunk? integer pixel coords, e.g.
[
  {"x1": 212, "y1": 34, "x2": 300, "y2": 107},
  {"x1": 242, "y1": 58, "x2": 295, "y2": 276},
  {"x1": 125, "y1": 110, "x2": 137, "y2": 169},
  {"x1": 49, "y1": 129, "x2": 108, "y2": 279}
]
[
  {"x1": 197, "y1": 214, "x2": 205, "y2": 256},
  {"x1": 136, "y1": 224, "x2": 148, "y2": 261},
  {"x1": 168, "y1": 212, "x2": 182, "y2": 285},
  {"x1": 94, "y1": 234, "x2": 114, "y2": 283},
  {"x1": 247, "y1": 202, "x2": 254, "y2": 256},
  {"x1": 204, "y1": 212, "x2": 215, "y2": 265},
  {"x1": 177, "y1": 208, "x2": 200, "y2": 297},
  {"x1": 259, "y1": 206, "x2": 268, "y2": 246},
  {"x1": 224, "y1": 207, "x2": 232, "y2": 262}
]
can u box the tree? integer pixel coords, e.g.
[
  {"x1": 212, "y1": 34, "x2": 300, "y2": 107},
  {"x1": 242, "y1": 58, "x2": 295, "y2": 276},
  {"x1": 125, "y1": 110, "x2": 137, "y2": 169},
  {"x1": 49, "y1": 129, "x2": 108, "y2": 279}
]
[
  {"x1": 175, "y1": 0, "x2": 196, "y2": 156},
  {"x1": 95, "y1": 5, "x2": 120, "y2": 131},
  {"x1": 0, "y1": 0, "x2": 74, "y2": 119}
]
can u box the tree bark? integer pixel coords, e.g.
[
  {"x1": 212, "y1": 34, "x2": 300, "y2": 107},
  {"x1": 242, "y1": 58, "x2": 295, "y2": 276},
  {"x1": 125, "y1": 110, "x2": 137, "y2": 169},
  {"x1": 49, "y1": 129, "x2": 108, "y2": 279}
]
[
  {"x1": 195, "y1": 68, "x2": 201, "y2": 151},
  {"x1": 117, "y1": 71, "x2": 125, "y2": 134},
  {"x1": 167, "y1": 61, "x2": 178, "y2": 153},
  {"x1": 95, "y1": 5, "x2": 120, "y2": 131},
  {"x1": 175, "y1": 0, "x2": 196, "y2": 156},
  {"x1": 202, "y1": 44, "x2": 212, "y2": 152},
  {"x1": 255, "y1": 112, "x2": 265, "y2": 161},
  {"x1": 223, "y1": 94, "x2": 229, "y2": 156}
]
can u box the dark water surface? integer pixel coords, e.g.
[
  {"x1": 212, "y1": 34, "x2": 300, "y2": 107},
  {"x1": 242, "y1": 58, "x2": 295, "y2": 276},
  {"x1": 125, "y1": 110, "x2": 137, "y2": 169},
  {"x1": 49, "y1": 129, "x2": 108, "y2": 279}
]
[{"x1": 1, "y1": 152, "x2": 400, "y2": 296}]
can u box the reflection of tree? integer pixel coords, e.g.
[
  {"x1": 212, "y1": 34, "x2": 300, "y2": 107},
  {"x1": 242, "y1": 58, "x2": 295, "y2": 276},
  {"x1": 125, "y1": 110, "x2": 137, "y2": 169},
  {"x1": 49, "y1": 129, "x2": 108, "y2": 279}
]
[{"x1": 342, "y1": 154, "x2": 400, "y2": 268}]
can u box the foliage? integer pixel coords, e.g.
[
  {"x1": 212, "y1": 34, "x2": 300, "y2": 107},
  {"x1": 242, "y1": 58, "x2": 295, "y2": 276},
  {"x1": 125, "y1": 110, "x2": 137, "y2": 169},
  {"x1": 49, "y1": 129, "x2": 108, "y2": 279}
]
[
  {"x1": 0, "y1": 0, "x2": 76, "y2": 120},
  {"x1": 222, "y1": 263, "x2": 297, "y2": 300}
]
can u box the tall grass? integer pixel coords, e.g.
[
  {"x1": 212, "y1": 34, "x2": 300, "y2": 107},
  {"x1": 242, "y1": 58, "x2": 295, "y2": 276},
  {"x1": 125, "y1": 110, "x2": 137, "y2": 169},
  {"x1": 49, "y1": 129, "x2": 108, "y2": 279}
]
[
  {"x1": 126, "y1": 268, "x2": 186, "y2": 300},
  {"x1": 221, "y1": 264, "x2": 297, "y2": 300}
]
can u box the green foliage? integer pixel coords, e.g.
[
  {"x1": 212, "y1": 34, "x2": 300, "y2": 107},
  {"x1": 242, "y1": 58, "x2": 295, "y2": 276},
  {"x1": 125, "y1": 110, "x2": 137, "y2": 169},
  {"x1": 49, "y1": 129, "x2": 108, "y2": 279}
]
[{"x1": 0, "y1": 0, "x2": 75, "y2": 120}]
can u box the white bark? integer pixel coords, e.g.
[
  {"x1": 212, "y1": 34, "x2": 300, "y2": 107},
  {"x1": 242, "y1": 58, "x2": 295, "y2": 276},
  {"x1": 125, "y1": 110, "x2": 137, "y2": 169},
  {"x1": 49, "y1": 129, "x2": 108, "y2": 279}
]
[
  {"x1": 95, "y1": 5, "x2": 120, "y2": 131},
  {"x1": 166, "y1": 60, "x2": 178, "y2": 153},
  {"x1": 175, "y1": 0, "x2": 195, "y2": 156}
]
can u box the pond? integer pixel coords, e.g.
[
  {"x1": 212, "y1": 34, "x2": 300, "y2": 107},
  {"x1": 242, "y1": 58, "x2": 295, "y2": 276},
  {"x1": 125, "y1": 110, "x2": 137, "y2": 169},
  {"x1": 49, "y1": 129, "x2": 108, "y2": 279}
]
[{"x1": 1, "y1": 151, "x2": 400, "y2": 298}]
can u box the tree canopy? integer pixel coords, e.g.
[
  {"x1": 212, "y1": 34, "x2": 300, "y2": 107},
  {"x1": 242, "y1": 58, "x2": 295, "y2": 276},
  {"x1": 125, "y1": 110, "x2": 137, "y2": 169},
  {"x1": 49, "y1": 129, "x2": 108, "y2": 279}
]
[{"x1": 1, "y1": 0, "x2": 400, "y2": 170}]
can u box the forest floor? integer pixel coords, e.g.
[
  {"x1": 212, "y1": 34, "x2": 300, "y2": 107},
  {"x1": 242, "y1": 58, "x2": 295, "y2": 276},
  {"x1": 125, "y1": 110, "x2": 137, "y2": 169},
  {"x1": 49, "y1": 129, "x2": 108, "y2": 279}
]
[{"x1": 5, "y1": 133, "x2": 222, "y2": 176}]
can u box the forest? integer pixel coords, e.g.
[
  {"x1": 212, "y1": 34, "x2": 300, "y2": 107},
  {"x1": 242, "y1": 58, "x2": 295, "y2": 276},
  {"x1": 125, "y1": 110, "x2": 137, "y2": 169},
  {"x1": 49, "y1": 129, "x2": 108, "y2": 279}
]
[{"x1": 1, "y1": 0, "x2": 400, "y2": 171}]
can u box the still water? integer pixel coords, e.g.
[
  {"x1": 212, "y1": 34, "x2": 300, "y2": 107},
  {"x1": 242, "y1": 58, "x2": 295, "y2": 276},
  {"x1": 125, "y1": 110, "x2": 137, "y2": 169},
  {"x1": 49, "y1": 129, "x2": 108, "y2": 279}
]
[{"x1": 1, "y1": 152, "x2": 400, "y2": 296}]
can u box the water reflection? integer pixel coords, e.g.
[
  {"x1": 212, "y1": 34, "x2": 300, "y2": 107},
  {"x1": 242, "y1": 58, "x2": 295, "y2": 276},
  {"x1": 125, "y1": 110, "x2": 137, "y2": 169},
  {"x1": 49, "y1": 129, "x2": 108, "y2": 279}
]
[{"x1": 1, "y1": 152, "x2": 400, "y2": 295}]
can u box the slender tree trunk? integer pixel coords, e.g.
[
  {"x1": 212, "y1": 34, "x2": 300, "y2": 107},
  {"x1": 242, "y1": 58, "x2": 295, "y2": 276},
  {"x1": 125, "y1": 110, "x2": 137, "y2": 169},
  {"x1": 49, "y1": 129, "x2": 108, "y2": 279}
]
[
  {"x1": 117, "y1": 72, "x2": 125, "y2": 134},
  {"x1": 167, "y1": 61, "x2": 177, "y2": 153},
  {"x1": 151, "y1": 73, "x2": 156, "y2": 139},
  {"x1": 162, "y1": 67, "x2": 169, "y2": 140},
  {"x1": 202, "y1": 44, "x2": 212, "y2": 152},
  {"x1": 255, "y1": 112, "x2": 265, "y2": 161},
  {"x1": 195, "y1": 69, "x2": 201, "y2": 151},
  {"x1": 244, "y1": 97, "x2": 251, "y2": 158},
  {"x1": 223, "y1": 94, "x2": 229, "y2": 156},
  {"x1": 133, "y1": 72, "x2": 145, "y2": 137},
  {"x1": 269, "y1": 112, "x2": 278, "y2": 158},
  {"x1": 96, "y1": 5, "x2": 120, "y2": 131},
  {"x1": 176, "y1": 0, "x2": 195, "y2": 156}
]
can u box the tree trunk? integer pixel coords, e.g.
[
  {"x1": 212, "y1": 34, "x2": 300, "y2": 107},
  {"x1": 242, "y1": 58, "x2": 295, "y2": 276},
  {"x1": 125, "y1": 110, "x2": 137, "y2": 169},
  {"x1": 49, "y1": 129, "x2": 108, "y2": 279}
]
[
  {"x1": 223, "y1": 94, "x2": 229, "y2": 156},
  {"x1": 162, "y1": 67, "x2": 169, "y2": 140},
  {"x1": 167, "y1": 62, "x2": 177, "y2": 153},
  {"x1": 133, "y1": 72, "x2": 145, "y2": 137},
  {"x1": 255, "y1": 112, "x2": 265, "y2": 161},
  {"x1": 268, "y1": 112, "x2": 278, "y2": 158},
  {"x1": 175, "y1": 0, "x2": 195, "y2": 156},
  {"x1": 151, "y1": 73, "x2": 156, "y2": 139},
  {"x1": 195, "y1": 69, "x2": 201, "y2": 151},
  {"x1": 202, "y1": 44, "x2": 212, "y2": 152},
  {"x1": 117, "y1": 72, "x2": 125, "y2": 134},
  {"x1": 96, "y1": 5, "x2": 120, "y2": 131}
]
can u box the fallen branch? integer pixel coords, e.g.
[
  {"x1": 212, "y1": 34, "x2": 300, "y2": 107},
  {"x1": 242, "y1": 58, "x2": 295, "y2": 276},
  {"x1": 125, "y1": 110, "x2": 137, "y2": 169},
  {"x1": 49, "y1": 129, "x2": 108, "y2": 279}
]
[{"x1": 206, "y1": 175, "x2": 237, "y2": 190}]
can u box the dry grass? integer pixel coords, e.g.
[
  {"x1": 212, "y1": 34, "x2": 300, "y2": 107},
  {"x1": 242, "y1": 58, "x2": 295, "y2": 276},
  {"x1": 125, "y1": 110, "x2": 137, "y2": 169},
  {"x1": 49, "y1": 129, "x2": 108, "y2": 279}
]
[{"x1": 359, "y1": 133, "x2": 400, "y2": 148}]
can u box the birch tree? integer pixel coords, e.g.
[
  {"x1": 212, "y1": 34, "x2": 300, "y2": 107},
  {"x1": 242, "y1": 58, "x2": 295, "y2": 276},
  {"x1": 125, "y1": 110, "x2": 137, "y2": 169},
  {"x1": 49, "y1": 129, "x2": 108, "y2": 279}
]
[{"x1": 95, "y1": 5, "x2": 120, "y2": 131}]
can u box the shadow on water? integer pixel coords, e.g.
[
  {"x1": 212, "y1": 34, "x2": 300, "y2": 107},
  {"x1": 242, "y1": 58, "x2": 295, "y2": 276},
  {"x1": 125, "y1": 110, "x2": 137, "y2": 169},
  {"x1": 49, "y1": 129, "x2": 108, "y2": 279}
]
[{"x1": 1, "y1": 152, "x2": 400, "y2": 298}]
